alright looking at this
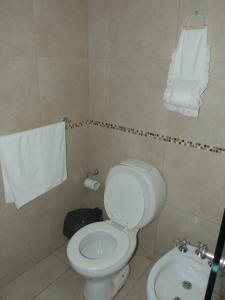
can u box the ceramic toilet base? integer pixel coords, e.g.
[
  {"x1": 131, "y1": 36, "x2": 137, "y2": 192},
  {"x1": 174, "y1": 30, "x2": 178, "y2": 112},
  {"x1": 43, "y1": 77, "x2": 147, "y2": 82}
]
[{"x1": 83, "y1": 265, "x2": 130, "y2": 300}]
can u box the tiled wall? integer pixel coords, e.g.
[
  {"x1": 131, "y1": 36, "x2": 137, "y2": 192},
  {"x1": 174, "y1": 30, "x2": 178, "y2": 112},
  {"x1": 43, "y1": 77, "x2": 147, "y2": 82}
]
[
  {"x1": 0, "y1": 0, "x2": 89, "y2": 288},
  {"x1": 88, "y1": 0, "x2": 225, "y2": 258}
]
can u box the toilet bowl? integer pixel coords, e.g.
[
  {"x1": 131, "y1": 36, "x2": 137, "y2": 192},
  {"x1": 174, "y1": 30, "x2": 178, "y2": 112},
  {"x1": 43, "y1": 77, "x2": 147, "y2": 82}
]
[
  {"x1": 67, "y1": 221, "x2": 136, "y2": 278},
  {"x1": 67, "y1": 159, "x2": 166, "y2": 300}
]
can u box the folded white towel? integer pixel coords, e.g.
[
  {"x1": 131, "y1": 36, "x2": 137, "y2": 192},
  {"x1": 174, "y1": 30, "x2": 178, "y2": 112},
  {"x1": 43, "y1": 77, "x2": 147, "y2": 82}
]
[
  {"x1": 164, "y1": 79, "x2": 201, "y2": 117},
  {"x1": 164, "y1": 27, "x2": 210, "y2": 117},
  {"x1": 0, "y1": 122, "x2": 67, "y2": 209}
]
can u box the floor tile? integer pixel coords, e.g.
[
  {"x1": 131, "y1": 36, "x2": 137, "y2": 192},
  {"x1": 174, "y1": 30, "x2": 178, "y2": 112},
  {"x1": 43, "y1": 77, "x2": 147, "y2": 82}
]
[
  {"x1": 115, "y1": 250, "x2": 152, "y2": 300},
  {"x1": 0, "y1": 246, "x2": 152, "y2": 300},
  {"x1": 51, "y1": 244, "x2": 70, "y2": 266},
  {"x1": 0, "y1": 255, "x2": 69, "y2": 300},
  {"x1": 123, "y1": 268, "x2": 150, "y2": 300},
  {"x1": 33, "y1": 269, "x2": 85, "y2": 300}
]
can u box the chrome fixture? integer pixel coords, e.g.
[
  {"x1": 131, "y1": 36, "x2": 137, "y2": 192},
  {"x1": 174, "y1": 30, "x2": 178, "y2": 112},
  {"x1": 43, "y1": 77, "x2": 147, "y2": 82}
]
[
  {"x1": 176, "y1": 239, "x2": 189, "y2": 253},
  {"x1": 195, "y1": 241, "x2": 225, "y2": 275},
  {"x1": 87, "y1": 169, "x2": 99, "y2": 177},
  {"x1": 195, "y1": 242, "x2": 214, "y2": 260}
]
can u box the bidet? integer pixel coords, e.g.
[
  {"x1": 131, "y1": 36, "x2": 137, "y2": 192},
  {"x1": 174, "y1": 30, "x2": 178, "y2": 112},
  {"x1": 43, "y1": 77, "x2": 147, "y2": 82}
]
[{"x1": 147, "y1": 245, "x2": 211, "y2": 300}]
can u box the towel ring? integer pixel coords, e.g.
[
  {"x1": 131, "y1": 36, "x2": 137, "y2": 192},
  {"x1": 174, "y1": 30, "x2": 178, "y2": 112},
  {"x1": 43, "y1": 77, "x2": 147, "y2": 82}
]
[{"x1": 183, "y1": 11, "x2": 208, "y2": 29}]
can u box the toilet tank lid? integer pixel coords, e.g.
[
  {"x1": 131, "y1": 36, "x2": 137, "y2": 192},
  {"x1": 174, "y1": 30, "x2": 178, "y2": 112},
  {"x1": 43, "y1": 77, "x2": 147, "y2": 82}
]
[{"x1": 120, "y1": 159, "x2": 152, "y2": 172}]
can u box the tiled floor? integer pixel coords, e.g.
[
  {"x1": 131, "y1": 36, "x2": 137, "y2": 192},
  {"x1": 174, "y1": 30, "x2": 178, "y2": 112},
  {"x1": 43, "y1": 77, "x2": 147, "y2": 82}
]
[{"x1": 0, "y1": 245, "x2": 152, "y2": 300}]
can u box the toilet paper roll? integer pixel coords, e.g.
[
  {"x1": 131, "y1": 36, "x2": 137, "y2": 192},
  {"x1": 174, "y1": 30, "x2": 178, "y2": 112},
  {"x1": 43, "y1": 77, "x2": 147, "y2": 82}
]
[{"x1": 84, "y1": 178, "x2": 100, "y2": 191}]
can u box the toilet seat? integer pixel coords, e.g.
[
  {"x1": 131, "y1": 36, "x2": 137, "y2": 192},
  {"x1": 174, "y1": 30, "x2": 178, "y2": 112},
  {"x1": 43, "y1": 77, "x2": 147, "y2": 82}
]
[{"x1": 67, "y1": 222, "x2": 131, "y2": 277}]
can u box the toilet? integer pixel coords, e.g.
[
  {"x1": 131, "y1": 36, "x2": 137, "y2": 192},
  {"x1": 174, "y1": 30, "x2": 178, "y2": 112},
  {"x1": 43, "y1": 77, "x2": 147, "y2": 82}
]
[{"x1": 67, "y1": 159, "x2": 166, "y2": 300}]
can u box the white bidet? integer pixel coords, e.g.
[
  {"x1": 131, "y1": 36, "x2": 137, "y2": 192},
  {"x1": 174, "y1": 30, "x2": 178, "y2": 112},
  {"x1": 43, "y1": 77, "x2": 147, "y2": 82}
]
[{"x1": 147, "y1": 245, "x2": 210, "y2": 300}]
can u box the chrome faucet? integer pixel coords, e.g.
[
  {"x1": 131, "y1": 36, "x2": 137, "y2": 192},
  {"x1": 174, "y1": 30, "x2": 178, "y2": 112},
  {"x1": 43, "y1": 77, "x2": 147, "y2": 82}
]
[
  {"x1": 195, "y1": 242, "x2": 214, "y2": 261},
  {"x1": 176, "y1": 239, "x2": 189, "y2": 253},
  {"x1": 195, "y1": 242, "x2": 225, "y2": 275}
]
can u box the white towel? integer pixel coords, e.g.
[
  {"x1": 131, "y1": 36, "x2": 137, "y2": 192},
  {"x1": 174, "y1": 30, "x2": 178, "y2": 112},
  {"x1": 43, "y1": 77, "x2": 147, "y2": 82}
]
[
  {"x1": 0, "y1": 122, "x2": 67, "y2": 209},
  {"x1": 164, "y1": 27, "x2": 210, "y2": 117}
]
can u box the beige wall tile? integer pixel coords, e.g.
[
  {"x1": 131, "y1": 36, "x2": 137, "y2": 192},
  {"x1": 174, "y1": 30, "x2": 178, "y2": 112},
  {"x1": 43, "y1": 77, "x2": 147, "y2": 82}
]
[
  {"x1": 0, "y1": 0, "x2": 35, "y2": 56},
  {"x1": 66, "y1": 128, "x2": 89, "y2": 181},
  {"x1": 88, "y1": 0, "x2": 111, "y2": 58},
  {"x1": 110, "y1": 0, "x2": 178, "y2": 59},
  {"x1": 88, "y1": 127, "x2": 119, "y2": 180},
  {"x1": 166, "y1": 61, "x2": 225, "y2": 147},
  {"x1": 156, "y1": 205, "x2": 220, "y2": 256},
  {"x1": 34, "y1": 0, "x2": 88, "y2": 57},
  {"x1": 178, "y1": 0, "x2": 225, "y2": 61},
  {"x1": 0, "y1": 0, "x2": 89, "y2": 288},
  {"x1": 0, "y1": 58, "x2": 41, "y2": 135},
  {"x1": 47, "y1": 128, "x2": 90, "y2": 247},
  {"x1": 109, "y1": 59, "x2": 169, "y2": 133},
  {"x1": 163, "y1": 143, "x2": 225, "y2": 224},
  {"x1": 0, "y1": 12, "x2": 35, "y2": 57},
  {"x1": 89, "y1": 59, "x2": 111, "y2": 121},
  {"x1": 88, "y1": 127, "x2": 165, "y2": 183},
  {"x1": 0, "y1": 200, "x2": 51, "y2": 288},
  {"x1": 0, "y1": 0, "x2": 33, "y2": 16},
  {"x1": 38, "y1": 58, "x2": 89, "y2": 122},
  {"x1": 138, "y1": 219, "x2": 158, "y2": 259}
]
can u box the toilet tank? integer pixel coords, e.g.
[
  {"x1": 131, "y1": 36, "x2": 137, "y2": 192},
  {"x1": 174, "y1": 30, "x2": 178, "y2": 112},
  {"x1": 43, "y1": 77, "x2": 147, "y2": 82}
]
[{"x1": 105, "y1": 159, "x2": 166, "y2": 229}]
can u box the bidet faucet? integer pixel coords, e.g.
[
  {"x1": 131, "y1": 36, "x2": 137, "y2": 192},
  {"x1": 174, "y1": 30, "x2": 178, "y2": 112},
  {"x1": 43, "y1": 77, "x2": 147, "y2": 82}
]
[
  {"x1": 176, "y1": 239, "x2": 189, "y2": 253},
  {"x1": 195, "y1": 242, "x2": 214, "y2": 261},
  {"x1": 195, "y1": 241, "x2": 225, "y2": 275}
]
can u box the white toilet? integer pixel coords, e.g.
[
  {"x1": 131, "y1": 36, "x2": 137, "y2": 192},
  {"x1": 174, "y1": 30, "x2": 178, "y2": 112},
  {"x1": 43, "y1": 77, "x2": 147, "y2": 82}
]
[{"x1": 67, "y1": 159, "x2": 166, "y2": 300}]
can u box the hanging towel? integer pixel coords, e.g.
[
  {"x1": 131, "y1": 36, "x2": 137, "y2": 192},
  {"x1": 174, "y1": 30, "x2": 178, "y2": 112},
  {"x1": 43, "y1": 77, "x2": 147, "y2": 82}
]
[
  {"x1": 0, "y1": 122, "x2": 67, "y2": 209},
  {"x1": 164, "y1": 27, "x2": 210, "y2": 117}
]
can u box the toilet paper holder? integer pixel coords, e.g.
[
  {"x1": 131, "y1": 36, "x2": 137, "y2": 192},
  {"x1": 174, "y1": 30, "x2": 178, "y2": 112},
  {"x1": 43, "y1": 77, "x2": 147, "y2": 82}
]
[{"x1": 87, "y1": 169, "x2": 99, "y2": 178}]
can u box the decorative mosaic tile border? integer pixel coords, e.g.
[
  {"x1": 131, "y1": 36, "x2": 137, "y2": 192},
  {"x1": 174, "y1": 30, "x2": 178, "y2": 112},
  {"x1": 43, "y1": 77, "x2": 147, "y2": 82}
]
[
  {"x1": 62, "y1": 117, "x2": 87, "y2": 129},
  {"x1": 63, "y1": 118, "x2": 225, "y2": 155}
]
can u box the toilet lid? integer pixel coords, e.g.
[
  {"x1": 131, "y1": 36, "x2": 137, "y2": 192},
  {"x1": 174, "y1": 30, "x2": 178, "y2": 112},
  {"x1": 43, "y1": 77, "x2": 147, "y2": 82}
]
[{"x1": 104, "y1": 173, "x2": 145, "y2": 228}]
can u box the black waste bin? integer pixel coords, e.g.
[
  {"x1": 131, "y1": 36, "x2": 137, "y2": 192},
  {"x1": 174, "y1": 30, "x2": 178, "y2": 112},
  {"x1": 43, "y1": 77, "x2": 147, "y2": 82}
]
[{"x1": 63, "y1": 207, "x2": 103, "y2": 239}]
